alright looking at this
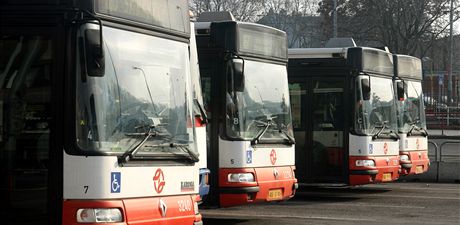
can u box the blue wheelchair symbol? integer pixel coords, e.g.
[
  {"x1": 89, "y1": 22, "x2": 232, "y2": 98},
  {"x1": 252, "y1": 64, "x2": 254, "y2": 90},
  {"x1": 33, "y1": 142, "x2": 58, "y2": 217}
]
[
  {"x1": 111, "y1": 172, "x2": 121, "y2": 193},
  {"x1": 246, "y1": 150, "x2": 253, "y2": 164}
]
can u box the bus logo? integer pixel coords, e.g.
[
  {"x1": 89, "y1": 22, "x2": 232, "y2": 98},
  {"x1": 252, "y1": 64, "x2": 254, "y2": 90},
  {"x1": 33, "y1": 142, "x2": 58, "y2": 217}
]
[
  {"x1": 153, "y1": 169, "x2": 165, "y2": 194},
  {"x1": 111, "y1": 172, "x2": 121, "y2": 193},
  {"x1": 270, "y1": 149, "x2": 277, "y2": 165}
]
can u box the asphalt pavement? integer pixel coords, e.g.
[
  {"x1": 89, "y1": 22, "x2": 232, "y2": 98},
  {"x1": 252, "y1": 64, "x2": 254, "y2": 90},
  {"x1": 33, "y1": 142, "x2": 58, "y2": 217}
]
[{"x1": 201, "y1": 182, "x2": 460, "y2": 225}]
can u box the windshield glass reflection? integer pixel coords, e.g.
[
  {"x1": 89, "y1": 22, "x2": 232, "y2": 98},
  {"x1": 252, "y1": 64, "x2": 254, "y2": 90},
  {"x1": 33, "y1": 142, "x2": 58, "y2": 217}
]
[
  {"x1": 76, "y1": 26, "x2": 196, "y2": 158},
  {"x1": 226, "y1": 60, "x2": 293, "y2": 142},
  {"x1": 355, "y1": 76, "x2": 397, "y2": 136},
  {"x1": 397, "y1": 81, "x2": 426, "y2": 133}
]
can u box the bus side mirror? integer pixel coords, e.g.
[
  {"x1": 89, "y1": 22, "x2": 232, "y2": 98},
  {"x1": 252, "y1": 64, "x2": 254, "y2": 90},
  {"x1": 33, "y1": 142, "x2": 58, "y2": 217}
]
[
  {"x1": 232, "y1": 58, "x2": 245, "y2": 92},
  {"x1": 85, "y1": 29, "x2": 105, "y2": 77},
  {"x1": 396, "y1": 81, "x2": 405, "y2": 101},
  {"x1": 361, "y1": 78, "x2": 370, "y2": 101}
]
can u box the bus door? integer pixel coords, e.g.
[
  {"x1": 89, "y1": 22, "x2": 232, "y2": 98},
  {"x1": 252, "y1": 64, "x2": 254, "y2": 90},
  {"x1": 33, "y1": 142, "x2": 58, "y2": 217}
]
[
  {"x1": 290, "y1": 78, "x2": 348, "y2": 183},
  {"x1": 0, "y1": 27, "x2": 61, "y2": 225}
]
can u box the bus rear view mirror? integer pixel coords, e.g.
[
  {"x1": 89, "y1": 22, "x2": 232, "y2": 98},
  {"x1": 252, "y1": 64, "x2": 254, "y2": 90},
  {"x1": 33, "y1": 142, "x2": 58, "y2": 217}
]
[
  {"x1": 85, "y1": 29, "x2": 105, "y2": 77},
  {"x1": 396, "y1": 80, "x2": 405, "y2": 101},
  {"x1": 361, "y1": 78, "x2": 370, "y2": 101},
  {"x1": 232, "y1": 58, "x2": 245, "y2": 92}
]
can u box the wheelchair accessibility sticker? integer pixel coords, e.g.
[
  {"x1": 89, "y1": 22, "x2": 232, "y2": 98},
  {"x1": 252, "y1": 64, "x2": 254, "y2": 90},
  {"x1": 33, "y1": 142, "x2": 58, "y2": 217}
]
[
  {"x1": 246, "y1": 148, "x2": 253, "y2": 164},
  {"x1": 111, "y1": 172, "x2": 121, "y2": 193}
]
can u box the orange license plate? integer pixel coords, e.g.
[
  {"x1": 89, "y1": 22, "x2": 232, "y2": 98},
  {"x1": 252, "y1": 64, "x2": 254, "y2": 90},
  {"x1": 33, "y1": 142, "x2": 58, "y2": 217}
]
[
  {"x1": 382, "y1": 173, "x2": 392, "y2": 181},
  {"x1": 267, "y1": 189, "x2": 283, "y2": 201},
  {"x1": 415, "y1": 166, "x2": 423, "y2": 174}
]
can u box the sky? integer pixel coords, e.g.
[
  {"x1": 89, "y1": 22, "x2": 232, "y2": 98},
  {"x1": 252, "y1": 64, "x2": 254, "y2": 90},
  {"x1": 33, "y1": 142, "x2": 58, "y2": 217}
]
[{"x1": 456, "y1": 20, "x2": 460, "y2": 34}]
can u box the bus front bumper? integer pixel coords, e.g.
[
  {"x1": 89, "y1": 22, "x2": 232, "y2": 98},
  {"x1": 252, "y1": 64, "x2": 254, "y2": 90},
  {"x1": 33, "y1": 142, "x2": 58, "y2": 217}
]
[
  {"x1": 400, "y1": 150, "x2": 430, "y2": 175},
  {"x1": 349, "y1": 156, "x2": 400, "y2": 186},
  {"x1": 218, "y1": 166, "x2": 298, "y2": 207}
]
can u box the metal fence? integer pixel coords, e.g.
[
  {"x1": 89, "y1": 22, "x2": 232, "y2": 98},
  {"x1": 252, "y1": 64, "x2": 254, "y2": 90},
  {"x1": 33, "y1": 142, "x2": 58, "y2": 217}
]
[
  {"x1": 409, "y1": 140, "x2": 460, "y2": 183},
  {"x1": 425, "y1": 106, "x2": 460, "y2": 130}
]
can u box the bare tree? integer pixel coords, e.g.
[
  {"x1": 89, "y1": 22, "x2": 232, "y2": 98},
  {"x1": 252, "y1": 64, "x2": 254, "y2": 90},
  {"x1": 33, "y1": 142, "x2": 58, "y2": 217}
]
[
  {"x1": 190, "y1": 0, "x2": 266, "y2": 22},
  {"x1": 258, "y1": 0, "x2": 322, "y2": 47},
  {"x1": 318, "y1": 0, "x2": 460, "y2": 56}
]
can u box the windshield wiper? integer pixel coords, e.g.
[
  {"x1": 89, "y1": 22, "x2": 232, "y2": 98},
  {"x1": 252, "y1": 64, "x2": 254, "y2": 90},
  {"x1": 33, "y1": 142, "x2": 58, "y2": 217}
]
[
  {"x1": 372, "y1": 122, "x2": 399, "y2": 141},
  {"x1": 143, "y1": 142, "x2": 199, "y2": 162},
  {"x1": 279, "y1": 129, "x2": 296, "y2": 145},
  {"x1": 275, "y1": 121, "x2": 295, "y2": 145},
  {"x1": 173, "y1": 143, "x2": 199, "y2": 162},
  {"x1": 407, "y1": 123, "x2": 428, "y2": 137},
  {"x1": 118, "y1": 125, "x2": 157, "y2": 164},
  {"x1": 251, "y1": 117, "x2": 275, "y2": 145}
]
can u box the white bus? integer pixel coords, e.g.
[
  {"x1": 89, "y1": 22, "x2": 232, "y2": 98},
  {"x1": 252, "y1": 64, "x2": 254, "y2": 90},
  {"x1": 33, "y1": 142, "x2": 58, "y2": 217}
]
[
  {"x1": 195, "y1": 12, "x2": 298, "y2": 207},
  {"x1": 289, "y1": 47, "x2": 400, "y2": 185},
  {"x1": 393, "y1": 54, "x2": 429, "y2": 176},
  {"x1": 0, "y1": 1, "x2": 202, "y2": 224}
]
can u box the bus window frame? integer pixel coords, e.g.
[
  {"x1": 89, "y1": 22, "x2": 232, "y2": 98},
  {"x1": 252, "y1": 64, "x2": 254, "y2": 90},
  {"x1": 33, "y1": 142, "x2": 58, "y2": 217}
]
[{"x1": 220, "y1": 54, "x2": 292, "y2": 145}]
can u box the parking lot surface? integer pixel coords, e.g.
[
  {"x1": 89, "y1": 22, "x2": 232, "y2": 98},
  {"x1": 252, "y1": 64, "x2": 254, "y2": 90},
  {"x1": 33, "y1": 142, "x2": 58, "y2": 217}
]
[{"x1": 201, "y1": 182, "x2": 460, "y2": 225}]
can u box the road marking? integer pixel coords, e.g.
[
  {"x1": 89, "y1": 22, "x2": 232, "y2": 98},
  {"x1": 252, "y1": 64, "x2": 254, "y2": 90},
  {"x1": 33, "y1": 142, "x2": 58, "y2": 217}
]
[
  {"x1": 202, "y1": 211, "x2": 376, "y2": 222},
  {"x1": 326, "y1": 203, "x2": 426, "y2": 209},
  {"x1": 372, "y1": 194, "x2": 460, "y2": 200}
]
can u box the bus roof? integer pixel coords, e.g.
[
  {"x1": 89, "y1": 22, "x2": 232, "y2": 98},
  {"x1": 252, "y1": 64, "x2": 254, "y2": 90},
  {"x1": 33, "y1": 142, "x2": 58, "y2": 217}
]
[
  {"x1": 393, "y1": 54, "x2": 422, "y2": 80},
  {"x1": 289, "y1": 47, "x2": 394, "y2": 76},
  {"x1": 1, "y1": 0, "x2": 190, "y2": 37},
  {"x1": 288, "y1": 48, "x2": 348, "y2": 59},
  {"x1": 195, "y1": 19, "x2": 287, "y2": 62}
]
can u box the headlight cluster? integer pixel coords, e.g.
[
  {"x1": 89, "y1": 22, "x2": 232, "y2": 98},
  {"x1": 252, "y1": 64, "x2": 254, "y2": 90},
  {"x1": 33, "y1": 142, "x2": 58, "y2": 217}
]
[
  {"x1": 400, "y1": 155, "x2": 410, "y2": 162},
  {"x1": 355, "y1": 159, "x2": 375, "y2": 167},
  {"x1": 228, "y1": 173, "x2": 254, "y2": 182},
  {"x1": 76, "y1": 208, "x2": 123, "y2": 223}
]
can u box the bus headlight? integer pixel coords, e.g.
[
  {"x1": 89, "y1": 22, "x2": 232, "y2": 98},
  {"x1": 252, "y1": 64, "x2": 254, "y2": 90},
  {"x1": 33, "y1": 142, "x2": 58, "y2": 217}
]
[
  {"x1": 400, "y1": 155, "x2": 410, "y2": 162},
  {"x1": 76, "y1": 208, "x2": 123, "y2": 223},
  {"x1": 228, "y1": 173, "x2": 254, "y2": 182},
  {"x1": 355, "y1": 160, "x2": 375, "y2": 167}
]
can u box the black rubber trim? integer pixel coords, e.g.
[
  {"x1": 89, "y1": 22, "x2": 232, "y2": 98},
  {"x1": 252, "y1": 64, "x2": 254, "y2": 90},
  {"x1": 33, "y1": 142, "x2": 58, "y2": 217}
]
[
  {"x1": 220, "y1": 186, "x2": 260, "y2": 194},
  {"x1": 401, "y1": 163, "x2": 413, "y2": 169},
  {"x1": 350, "y1": 170, "x2": 379, "y2": 175}
]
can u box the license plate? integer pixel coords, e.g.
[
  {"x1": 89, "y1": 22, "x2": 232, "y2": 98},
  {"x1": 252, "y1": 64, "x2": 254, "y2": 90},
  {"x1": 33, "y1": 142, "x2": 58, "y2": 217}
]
[
  {"x1": 267, "y1": 189, "x2": 283, "y2": 201},
  {"x1": 382, "y1": 173, "x2": 392, "y2": 181},
  {"x1": 415, "y1": 166, "x2": 423, "y2": 174}
]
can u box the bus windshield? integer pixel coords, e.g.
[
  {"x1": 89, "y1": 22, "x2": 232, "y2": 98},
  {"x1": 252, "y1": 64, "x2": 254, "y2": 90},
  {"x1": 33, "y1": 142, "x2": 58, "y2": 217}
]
[
  {"x1": 398, "y1": 81, "x2": 426, "y2": 133},
  {"x1": 226, "y1": 59, "x2": 293, "y2": 143},
  {"x1": 355, "y1": 76, "x2": 397, "y2": 136},
  {"x1": 76, "y1": 26, "x2": 197, "y2": 158}
]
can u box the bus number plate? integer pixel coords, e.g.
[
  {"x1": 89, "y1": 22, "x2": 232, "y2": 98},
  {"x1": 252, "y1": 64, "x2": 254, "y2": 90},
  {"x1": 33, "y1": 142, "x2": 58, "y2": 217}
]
[
  {"x1": 415, "y1": 166, "x2": 423, "y2": 174},
  {"x1": 382, "y1": 173, "x2": 392, "y2": 181},
  {"x1": 267, "y1": 189, "x2": 283, "y2": 201}
]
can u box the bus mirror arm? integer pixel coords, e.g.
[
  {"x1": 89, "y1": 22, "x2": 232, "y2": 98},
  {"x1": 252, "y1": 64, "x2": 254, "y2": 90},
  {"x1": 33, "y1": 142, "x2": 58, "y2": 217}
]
[
  {"x1": 84, "y1": 28, "x2": 105, "y2": 77},
  {"x1": 361, "y1": 78, "x2": 370, "y2": 101},
  {"x1": 76, "y1": 9, "x2": 105, "y2": 77},
  {"x1": 232, "y1": 58, "x2": 245, "y2": 92},
  {"x1": 396, "y1": 80, "x2": 405, "y2": 101}
]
